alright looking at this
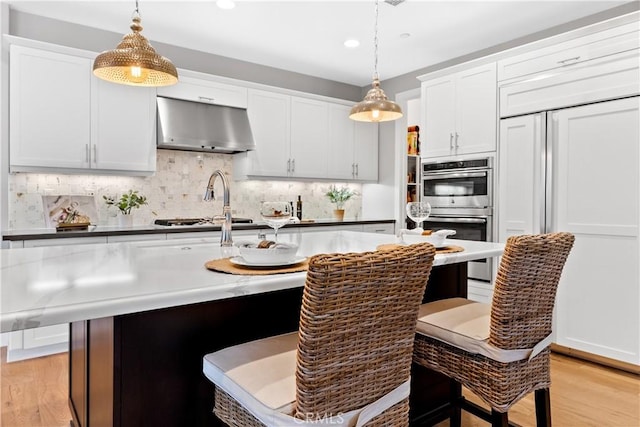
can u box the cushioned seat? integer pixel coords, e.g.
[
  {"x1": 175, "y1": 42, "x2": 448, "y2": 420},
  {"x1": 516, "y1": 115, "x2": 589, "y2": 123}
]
[
  {"x1": 203, "y1": 242, "x2": 437, "y2": 427},
  {"x1": 413, "y1": 232, "x2": 575, "y2": 427}
]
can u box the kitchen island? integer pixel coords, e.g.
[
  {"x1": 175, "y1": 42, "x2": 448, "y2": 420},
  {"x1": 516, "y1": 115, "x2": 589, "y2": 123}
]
[{"x1": 0, "y1": 231, "x2": 504, "y2": 426}]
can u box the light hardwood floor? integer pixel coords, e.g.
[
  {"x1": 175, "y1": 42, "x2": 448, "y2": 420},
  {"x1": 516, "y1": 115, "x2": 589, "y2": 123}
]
[{"x1": 1, "y1": 348, "x2": 638, "y2": 427}]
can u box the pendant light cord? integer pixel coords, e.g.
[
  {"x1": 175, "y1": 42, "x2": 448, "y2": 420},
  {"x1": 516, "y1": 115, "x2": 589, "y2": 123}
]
[
  {"x1": 373, "y1": 0, "x2": 379, "y2": 81},
  {"x1": 132, "y1": 0, "x2": 140, "y2": 20}
]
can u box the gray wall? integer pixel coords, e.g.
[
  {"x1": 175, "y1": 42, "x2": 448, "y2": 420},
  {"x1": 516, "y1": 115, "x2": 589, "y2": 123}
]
[{"x1": 8, "y1": 10, "x2": 363, "y2": 102}]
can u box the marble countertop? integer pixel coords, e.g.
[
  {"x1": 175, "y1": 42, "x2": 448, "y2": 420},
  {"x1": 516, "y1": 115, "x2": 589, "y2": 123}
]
[
  {"x1": 0, "y1": 230, "x2": 504, "y2": 333},
  {"x1": 2, "y1": 218, "x2": 395, "y2": 240}
]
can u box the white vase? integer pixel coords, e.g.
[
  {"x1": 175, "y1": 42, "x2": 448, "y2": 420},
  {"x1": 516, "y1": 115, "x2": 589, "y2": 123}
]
[{"x1": 118, "y1": 214, "x2": 134, "y2": 228}]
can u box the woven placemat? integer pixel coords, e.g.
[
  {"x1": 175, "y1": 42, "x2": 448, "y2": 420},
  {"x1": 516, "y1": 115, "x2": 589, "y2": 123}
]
[
  {"x1": 376, "y1": 243, "x2": 465, "y2": 254},
  {"x1": 205, "y1": 257, "x2": 309, "y2": 275}
]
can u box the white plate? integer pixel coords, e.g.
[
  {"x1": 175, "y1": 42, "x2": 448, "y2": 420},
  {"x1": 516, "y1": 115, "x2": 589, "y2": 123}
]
[{"x1": 229, "y1": 255, "x2": 307, "y2": 268}]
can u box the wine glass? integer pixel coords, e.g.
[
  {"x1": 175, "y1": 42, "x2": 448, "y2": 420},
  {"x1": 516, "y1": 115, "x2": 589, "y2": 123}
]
[
  {"x1": 260, "y1": 201, "x2": 292, "y2": 241},
  {"x1": 406, "y1": 201, "x2": 431, "y2": 232}
]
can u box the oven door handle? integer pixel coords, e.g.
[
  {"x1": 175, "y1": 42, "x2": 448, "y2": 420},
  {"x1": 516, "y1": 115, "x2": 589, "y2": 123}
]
[
  {"x1": 423, "y1": 171, "x2": 487, "y2": 180},
  {"x1": 425, "y1": 216, "x2": 488, "y2": 224}
]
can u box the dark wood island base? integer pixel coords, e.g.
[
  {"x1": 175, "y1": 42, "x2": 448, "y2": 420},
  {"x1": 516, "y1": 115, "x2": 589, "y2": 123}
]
[{"x1": 69, "y1": 263, "x2": 467, "y2": 427}]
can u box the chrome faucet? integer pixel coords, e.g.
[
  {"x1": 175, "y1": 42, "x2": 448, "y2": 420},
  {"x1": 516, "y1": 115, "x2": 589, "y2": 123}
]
[{"x1": 204, "y1": 170, "x2": 232, "y2": 247}]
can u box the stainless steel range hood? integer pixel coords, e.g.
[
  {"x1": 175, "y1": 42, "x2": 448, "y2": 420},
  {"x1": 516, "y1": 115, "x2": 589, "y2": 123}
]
[{"x1": 156, "y1": 96, "x2": 255, "y2": 153}]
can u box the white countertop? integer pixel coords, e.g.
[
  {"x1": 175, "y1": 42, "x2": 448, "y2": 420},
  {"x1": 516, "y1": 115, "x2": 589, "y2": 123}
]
[{"x1": 0, "y1": 231, "x2": 504, "y2": 333}]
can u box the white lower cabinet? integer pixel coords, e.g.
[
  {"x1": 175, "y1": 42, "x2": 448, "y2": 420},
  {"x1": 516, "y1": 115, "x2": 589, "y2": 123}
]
[
  {"x1": 362, "y1": 223, "x2": 394, "y2": 235},
  {"x1": 6, "y1": 324, "x2": 69, "y2": 362},
  {"x1": 467, "y1": 279, "x2": 494, "y2": 304}
]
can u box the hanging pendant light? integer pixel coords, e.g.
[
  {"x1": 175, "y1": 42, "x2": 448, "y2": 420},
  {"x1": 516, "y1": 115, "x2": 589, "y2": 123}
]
[
  {"x1": 93, "y1": 0, "x2": 178, "y2": 87},
  {"x1": 349, "y1": 0, "x2": 402, "y2": 122}
]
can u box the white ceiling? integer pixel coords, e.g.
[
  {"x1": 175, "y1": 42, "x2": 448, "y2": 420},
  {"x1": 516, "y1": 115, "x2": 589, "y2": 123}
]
[{"x1": 6, "y1": 0, "x2": 630, "y2": 86}]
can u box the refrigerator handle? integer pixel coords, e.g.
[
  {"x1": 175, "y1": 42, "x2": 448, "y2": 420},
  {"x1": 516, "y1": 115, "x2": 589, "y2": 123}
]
[{"x1": 545, "y1": 111, "x2": 555, "y2": 234}]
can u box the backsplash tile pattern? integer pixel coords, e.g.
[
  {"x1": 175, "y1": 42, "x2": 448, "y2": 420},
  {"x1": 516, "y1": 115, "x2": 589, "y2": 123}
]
[{"x1": 8, "y1": 150, "x2": 362, "y2": 229}]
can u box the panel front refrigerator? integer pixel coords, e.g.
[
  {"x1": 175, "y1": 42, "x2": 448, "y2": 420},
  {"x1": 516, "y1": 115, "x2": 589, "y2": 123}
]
[{"x1": 498, "y1": 96, "x2": 640, "y2": 365}]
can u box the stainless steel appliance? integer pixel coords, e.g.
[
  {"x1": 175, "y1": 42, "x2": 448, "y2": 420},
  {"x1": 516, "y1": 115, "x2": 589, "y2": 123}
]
[
  {"x1": 154, "y1": 217, "x2": 253, "y2": 227},
  {"x1": 422, "y1": 157, "x2": 492, "y2": 211},
  {"x1": 156, "y1": 96, "x2": 255, "y2": 153},
  {"x1": 422, "y1": 157, "x2": 493, "y2": 281}
]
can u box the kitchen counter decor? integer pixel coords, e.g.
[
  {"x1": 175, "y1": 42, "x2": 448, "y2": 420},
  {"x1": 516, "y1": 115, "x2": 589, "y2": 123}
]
[
  {"x1": 104, "y1": 189, "x2": 148, "y2": 227},
  {"x1": 204, "y1": 257, "x2": 309, "y2": 275},
  {"x1": 325, "y1": 185, "x2": 358, "y2": 221},
  {"x1": 42, "y1": 195, "x2": 96, "y2": 230}
]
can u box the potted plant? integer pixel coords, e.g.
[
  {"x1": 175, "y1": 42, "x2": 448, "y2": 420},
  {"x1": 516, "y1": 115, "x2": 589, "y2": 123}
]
[
  {"x1": 104, "y1": 190, "x2": 148, "y2": 227},
  {"x1": 325, "y1": 185, "x2": 357, "y2": 221}
]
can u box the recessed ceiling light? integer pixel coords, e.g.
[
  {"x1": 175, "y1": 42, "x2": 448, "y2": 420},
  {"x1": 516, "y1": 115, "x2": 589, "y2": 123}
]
[
  {"x1": 400, "y1": 33, "x2": 411, "y2": 39},
  {"x1": 344, "y1": 39, "x2": 360, "y2": 48},
  {"x1": 217, "y1": 0, "x2": 236, "y2": 10}
]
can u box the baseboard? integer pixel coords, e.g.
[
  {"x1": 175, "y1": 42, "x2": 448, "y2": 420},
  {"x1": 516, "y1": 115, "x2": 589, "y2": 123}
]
[{"x1": 551, "y1": 344, "x2": 640, "y2": 375}]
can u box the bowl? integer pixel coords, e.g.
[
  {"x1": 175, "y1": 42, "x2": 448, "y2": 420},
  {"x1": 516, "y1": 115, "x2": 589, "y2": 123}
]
[
  {"x1": 399, "y1": 229, "x2": 456, "y2": 248},
  {"x1": 235, "y1": 240, "x2": 299, "y2": 264}
]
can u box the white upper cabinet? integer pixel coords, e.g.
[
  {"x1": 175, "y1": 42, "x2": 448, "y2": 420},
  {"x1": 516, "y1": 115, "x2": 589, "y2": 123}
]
[
  {"x1": 9, "y1": 41, "x2": 156, "y2": 175},
  {"x1": 420, "y1": 62, "x2": 497, "y2": 159},
  {"x1": 353, "y1": 122, "x2": 378, "y2": 181},
  {"x1": 497, "y1": 21, "x2": 639, "y2": 82},
  {"x1": 326, "y1": 104, "x2": 378, "y2": 181},
  {"x1": 327, "y1": 104, "x2": 355, "y2": 180},
  {"x1": 156, "y1": 73, "x2": 247, "y2": 108},
  {"x1": 10, "y1": 45, "x2": 92, "y2": 170},
  {"x1": 235, "y1": 90, "x2": 378, "y2": 181},
  {"x1": 290, "y1": 96, "x2": 329, "y2": 179},
  {"x1": 235, "y1": 89, "x2": 291, "y2": 178},
  {"x1": 91, "y1": 79, "x2": 156, "y2": 172}
]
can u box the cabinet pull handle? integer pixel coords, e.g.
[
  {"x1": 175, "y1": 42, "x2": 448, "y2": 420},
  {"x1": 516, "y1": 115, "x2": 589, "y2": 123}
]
[
  {"x1": 557, "y1": 56, "x2": 580, "y2": 65},
  {"x1": 355, "y1": 164, "x2": 359, "y2": 177},
  {"x1": 85, "y1": 144, "x2": 89, "y2": 162},
  {"x1": 352, "y1": 163, "x2": 355, "y2": 177},
  {"x1": 287, "y1": 159, "x2": 291, "y2": 172},
  {"x1": 449, "y1": 133, "x2": 454, "y2": 150},
  {"x1": 291, "y1": 159, "x2": 295, "y2": 173},
  {"x1": 198, "y1": 96, "x2": 215, "y2": 103},
  {"x1": 454, "y1": 132, "x2": 459, "y2": 149},
  {"x1": 93, "y1": 144, "x2": 97, "y2": 163}
]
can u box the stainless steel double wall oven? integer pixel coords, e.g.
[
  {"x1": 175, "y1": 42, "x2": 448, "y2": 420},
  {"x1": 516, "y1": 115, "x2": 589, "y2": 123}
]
[{"x1": 422, "y1": 157, "x2": 494, "y2": 282}]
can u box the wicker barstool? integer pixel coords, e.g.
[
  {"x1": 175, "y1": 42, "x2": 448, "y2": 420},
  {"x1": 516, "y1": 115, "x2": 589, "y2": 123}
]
[
  {"x1": 413, "y1": 232, "x2": 575, "y2": 427},
  {"x1": 203, "y1": 242, "x2": 436, "y2": 426}
]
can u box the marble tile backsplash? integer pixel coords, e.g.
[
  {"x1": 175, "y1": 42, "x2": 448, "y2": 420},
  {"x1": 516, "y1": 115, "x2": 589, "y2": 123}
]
[{"x1": 7, "y1": 150, "x2": 363, "y2": 229}]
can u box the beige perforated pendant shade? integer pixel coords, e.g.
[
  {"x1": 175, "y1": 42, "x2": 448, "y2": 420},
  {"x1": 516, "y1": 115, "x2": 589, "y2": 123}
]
[
  {"x1": 93, "y1": 13, "x2": 178, "y2": 87},
  {"x1": 349, "y1": 78, "x2": 403, "y2": 122}
]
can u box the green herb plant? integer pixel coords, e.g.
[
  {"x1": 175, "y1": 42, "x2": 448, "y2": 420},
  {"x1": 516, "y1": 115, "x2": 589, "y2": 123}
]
[
  {"x1": 104, "y1": 190, "x2": 148, "y2": 215},
  {"x1": 325, "y1": 185, "x2": 357, "y2": 210}
]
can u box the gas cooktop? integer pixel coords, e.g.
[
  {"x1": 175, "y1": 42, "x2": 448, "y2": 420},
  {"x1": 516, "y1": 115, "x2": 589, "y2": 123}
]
[{"x1": 154, "y1": 217, "x2": 253, "y2": 227}]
